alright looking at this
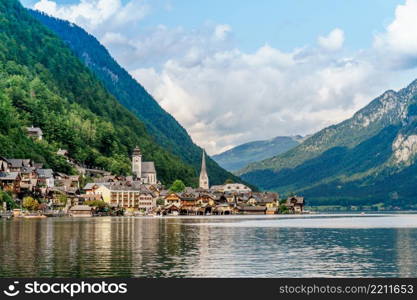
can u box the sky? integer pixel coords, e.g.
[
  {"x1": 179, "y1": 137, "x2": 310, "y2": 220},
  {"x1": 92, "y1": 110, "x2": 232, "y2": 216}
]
[{"x1": 22, "y1": 0, "x2": 417, "y2": 155}]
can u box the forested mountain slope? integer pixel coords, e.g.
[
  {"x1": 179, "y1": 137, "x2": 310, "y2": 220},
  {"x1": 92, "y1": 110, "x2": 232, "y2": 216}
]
[
  {"x1": 0, "y1": 0, "x2": 197, "y2": 185},
  {"x1": 213, "y1": 136, "x2": 303, "y2": 171}
]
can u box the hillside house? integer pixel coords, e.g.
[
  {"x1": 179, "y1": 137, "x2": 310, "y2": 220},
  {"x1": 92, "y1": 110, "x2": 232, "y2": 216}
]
[{"x1": 27, "y1": 126, "x2": 43, "y2": 140}]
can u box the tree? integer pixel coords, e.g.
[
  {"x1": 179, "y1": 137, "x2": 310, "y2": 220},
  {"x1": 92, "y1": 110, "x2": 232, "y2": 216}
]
[
  {"x1": 0, "y1": 190, "x2": 16, "y2": 210},
  {"x1": 169, "y1": 179, "x2": 186, "y2": 193},
  {"x1": 279, "y1": 204, "x2": 289, "y2": 214},
  {"x1": 22, "y1": 196, "x2": 39, "y2": 211},
  {"x1": 85, "y1": 200, "x2": 106, "y2": 209},
  {"x1": 57, "y1": 194, "x2": 68, "y2": 206},
  {"x1": 225, "y1": 179, "x2": 234, "y2": 184},
  {"x1": 156, "y1": 198, "x2": 165, "y2": 206}
]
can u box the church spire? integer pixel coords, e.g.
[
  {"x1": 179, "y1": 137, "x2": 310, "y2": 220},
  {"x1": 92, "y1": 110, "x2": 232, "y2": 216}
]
[{"x1": 199, "y1": 150, "x2": 209, "y2": 190}]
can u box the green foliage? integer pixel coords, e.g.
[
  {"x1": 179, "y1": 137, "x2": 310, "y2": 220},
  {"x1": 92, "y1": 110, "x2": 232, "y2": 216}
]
[
  {"x1": 0, "y1": 0, "x2": 197, "y2": 185},
  {"x1": 278, "y1": 204, "x2": 289, "y2": 214},
  {"x1": 169, "y1": 179, "x2": 186, "y2": 193},
  {"x1": 156, "y1": 198, "x2": 165, "y2": 206},
  {"x1": 0, "y1": 189, "x2": 16, "y2": 210},
  {"x1": 84, "y1": 200, "x2": 107, "y2": 209},
  {"x1": 22, "y1": 196, "x2": 39, "y2": 211},
  {"x1": 57, "y1": 194, "x2": 68, "y2": 206}
]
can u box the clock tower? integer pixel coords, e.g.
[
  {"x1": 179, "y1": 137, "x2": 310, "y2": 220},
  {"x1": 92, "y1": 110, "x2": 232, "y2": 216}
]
[{"x1": 132, "y1": 146, "x2": 142, "y2": 179}]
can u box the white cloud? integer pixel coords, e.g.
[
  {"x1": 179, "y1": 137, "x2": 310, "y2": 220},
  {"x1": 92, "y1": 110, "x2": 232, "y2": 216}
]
[
  {"x1": 317, "y1": 28, "x2": 345, "y2": 51},
  {"x1": 374, "y1": 0, "x2": 417, "y2": 68},
  {"x1": 213, "y1": 24, "x2": 231, "y2": 41},
  {"x1": 132, "y1": 44, "x2": 386, "y2": 154},
  {"x1": 31, "y1": 0, "x2": 417, "y2": 155},
  {"x1": 34, "y1": 0, "x2": 149, "y2": 33}
]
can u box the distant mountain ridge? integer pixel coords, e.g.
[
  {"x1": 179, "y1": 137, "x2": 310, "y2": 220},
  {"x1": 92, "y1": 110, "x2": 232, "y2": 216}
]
[
  {"x1": 30, "y1": 9, "x2": 247, "y2": 186},
  {"x1": 213, "y1": 135, "x2": 305, "y2": 172},
  {"x1": 240, "y1": 79, "x2": 417, "y2": 206}
]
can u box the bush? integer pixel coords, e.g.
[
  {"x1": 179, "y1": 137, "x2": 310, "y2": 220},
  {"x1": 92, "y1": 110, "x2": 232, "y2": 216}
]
[
  {"x1": 22, "y1": 196, "x2": 39, "y2": 211},
  {"x1": 0, "y1": 190, "x2": 16, "y2": 210}
]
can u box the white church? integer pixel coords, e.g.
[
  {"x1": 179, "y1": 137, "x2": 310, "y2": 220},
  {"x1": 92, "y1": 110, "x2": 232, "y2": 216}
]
[
  {"x1": 132, "y1": 146, "x2": 158, "y2": 184},
  {"x1": 199, "y1": 150, "x2": 209, "y2": 190}
]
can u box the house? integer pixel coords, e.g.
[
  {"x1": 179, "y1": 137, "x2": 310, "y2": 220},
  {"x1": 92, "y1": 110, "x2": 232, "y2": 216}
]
[
  {"x1": 162, "y1": 203, "x2": 180, "y2": 216},
  {"x1": 27, "y1": 126, "x2": 43, "y2": 140},
  {"x1": 78, "y1": 194, "x2": 103, "y2": 204},
  {"x1": 0, "y1": 157, "x2": 10, "y2": 172},
  {"x1": 5, "y1": 159, "x2": 33, "y2": 172},
  {"x1": 285, "y1": 196, "x2": 305, "y2": 214},
  {"x1": 57, "y1": 149, "x2": 68, "y2": 157},
  {"x1": 54, "y1": 173, "x2": 80, "y2": 193},
  {"x1": 164, "y1": 193, "x2": 181, "y2": 206},
  {"x1": 69, "y1": 205, "x2": 92, "y2": 217},
  {"x1": 213, "y1": 203, "x2": 233, "y2": 215},
  {"x1": 36, "y1": 169, "x2": 54, "y2": 188},
  {"x1": 19, "y1": 167, "x2": 37, "y2": 192},
  {"x1": 222, "y1": 183, "x2": 252, "y2": 193},
  {"x1": 248, "y1": 192, "x2": 279, "y2": 208},
  {"x1": 196, "y1": 193, "x2": 216, "y2": 206},
  {"x1": 0, "y1": 172, "x2": 21, "y2": 194},
  {"x1": 210, "y1": 185, "x2": 225, "y2": 192}
]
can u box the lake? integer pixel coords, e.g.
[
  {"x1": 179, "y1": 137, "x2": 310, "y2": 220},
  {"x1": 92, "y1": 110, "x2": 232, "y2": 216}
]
[{"x1": 1, "y1": 213, "x2": 417, "y2": 277}]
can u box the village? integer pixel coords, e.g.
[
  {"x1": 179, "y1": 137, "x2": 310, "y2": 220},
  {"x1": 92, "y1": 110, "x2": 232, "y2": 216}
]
[{"x1": 0, "y1": 127, "x2": 305, "y2": 218}]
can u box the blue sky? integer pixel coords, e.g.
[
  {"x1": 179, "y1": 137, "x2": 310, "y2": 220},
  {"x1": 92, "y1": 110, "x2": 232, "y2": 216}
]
[
  {"x1": 24, "y1": 0, "x2": 417, "y2": 154},
  {"x1": 24, "y1": 0, "x2": 401, "y2": 52}
]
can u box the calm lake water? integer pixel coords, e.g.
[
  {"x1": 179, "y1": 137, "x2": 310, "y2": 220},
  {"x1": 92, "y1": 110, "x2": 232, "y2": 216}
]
[{"x1": 1, "y1": 213, "x2": 417, "y2": 277}]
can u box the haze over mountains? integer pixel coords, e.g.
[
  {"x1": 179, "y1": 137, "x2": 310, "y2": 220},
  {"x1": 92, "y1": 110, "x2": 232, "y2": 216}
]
[
  {"x1": 240, "y1": 79, "x2": 417, "y2": 206},
  {"x1": 213, "y1": 135, "x2": 305, "y2": 172}
]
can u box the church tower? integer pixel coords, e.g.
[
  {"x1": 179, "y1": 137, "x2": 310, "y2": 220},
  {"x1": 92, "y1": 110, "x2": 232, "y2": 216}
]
[
  {"x1": 199, "y1": 150, "x2": 209, "y2": 190},
  {"x1": 132, "y1": 146, "x2": 142, "y2": 179}
]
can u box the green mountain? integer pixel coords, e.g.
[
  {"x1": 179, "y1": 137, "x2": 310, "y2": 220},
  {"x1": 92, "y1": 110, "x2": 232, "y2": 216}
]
[
  {"x1": 213, "y1": 136, "x2": 304, "y2": 172},
  {"x1": 29, "y1": 9, "x2": 246, "y2": 186},
  {"x1": 240, "y1": 80, "x2": 417, "y2": 207},
  {"x1": 0, "y1": 0, "x2": 198, "y2": 185}
]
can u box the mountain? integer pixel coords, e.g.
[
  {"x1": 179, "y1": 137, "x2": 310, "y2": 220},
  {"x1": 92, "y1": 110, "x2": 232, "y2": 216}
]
[
  {"x1": 240, "y1": 79, "x2": 417, "y2": 207},
  {"x1": 0, "y1": 0, "x2": 198, "y2": 185},
  {"x1": 213, "y1": 136, "x2": 304, "y2": 172},
  {"x1": 29, "y1": 9, "x2": 246, "y2": 187}
]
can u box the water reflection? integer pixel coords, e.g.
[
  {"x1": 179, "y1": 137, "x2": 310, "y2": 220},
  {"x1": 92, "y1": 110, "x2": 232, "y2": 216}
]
[{"x1": 0, "y1": 215, "x2": 417, "y2": 277}]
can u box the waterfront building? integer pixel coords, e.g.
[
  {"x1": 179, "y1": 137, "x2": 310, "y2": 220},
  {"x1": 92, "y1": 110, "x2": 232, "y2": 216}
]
[
  {"x1": 0, "y1": 172, "x2": 20, "y2": 194},
  {"x1": 84, "y1": 182, "x2": 156, "y2": 212},
  {"x1": 69, "y1": 205, "x2": 92, "y2": 217},
  {"x1": 285, "y1": 196, "x2": 305, "y2": 213},
  {"x1": 164, "y1": 193, "x2": 181, "y2": 206}
]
